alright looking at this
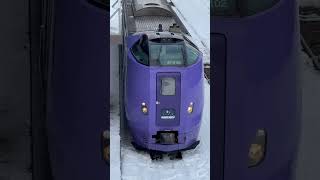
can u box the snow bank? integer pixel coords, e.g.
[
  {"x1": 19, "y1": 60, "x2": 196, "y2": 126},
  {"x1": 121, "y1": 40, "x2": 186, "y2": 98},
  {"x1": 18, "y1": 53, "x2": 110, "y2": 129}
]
[{"x1": 110, "y1": 106, "x2": 121, "y2": 180}]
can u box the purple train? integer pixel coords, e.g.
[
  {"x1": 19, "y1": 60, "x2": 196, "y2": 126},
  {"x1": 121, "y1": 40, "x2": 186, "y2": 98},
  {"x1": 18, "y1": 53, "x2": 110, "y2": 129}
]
[
  {"x1": 212, "y1": 0, "x2": 300, "y2": 180},
  {"x1": 121, "y1": 0, "x2": 204, "y2": 159}
]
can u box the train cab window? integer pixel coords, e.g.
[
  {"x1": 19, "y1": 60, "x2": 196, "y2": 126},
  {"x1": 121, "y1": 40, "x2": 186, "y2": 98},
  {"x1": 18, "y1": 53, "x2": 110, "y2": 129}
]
[
  {"x1": 211, "y1": 0, "x2": 280, "y2": 17},
  {"x1": 149, "y1": 40, "x2": 184, "y2": 66},
  {"x1": 186, "y1": 44, "x2": 200, "y2": 65},
  {"x1": 153, "y1": 44, "x2": 184, "y2": 66},
  {"x1": 131, "y1": 36, "x2": 149, "y2": 65}
]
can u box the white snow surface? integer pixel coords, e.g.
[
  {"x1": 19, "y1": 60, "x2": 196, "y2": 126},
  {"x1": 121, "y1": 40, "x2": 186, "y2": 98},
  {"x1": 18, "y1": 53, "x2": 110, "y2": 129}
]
[
  {"x1": 110, "y1": 0, "x2": 121, "y2": 35},
  {"x1": 110, "y1": 106, "x2": 121, "y2": 180}
]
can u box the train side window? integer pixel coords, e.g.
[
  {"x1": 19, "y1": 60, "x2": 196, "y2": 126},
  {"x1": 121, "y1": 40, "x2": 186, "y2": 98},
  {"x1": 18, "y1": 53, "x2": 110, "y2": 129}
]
[
  {"x1": 131, "y1": 36, "x2": 149, "y2": 66},
  {"x1": 186, "y1": 44, "x2": 200, "y2": 65}
]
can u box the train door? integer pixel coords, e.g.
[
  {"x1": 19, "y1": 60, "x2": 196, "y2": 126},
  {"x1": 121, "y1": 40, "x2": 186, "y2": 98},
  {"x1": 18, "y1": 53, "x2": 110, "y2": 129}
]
[
  {"x1": 212, "y1": 0, "x2": 300, "y2": 180},
  {"x1": 212, "y1": 33, "x2": 227, "y2": 180},
  {"x1": 47, "y1": 0, "x2": 109, "y2": 179},
  {"x1": 156, "y1": 73, "x2": 181, "y2": 127}
]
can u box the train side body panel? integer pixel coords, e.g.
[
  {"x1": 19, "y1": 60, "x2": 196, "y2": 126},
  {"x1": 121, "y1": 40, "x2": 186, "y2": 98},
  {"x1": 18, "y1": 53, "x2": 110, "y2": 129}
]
[
  {"x1": 47, "y1": 1, "x2": 108, "y2": 179},
  {"x1": 212, "y1": 0, "x2": 301, "y2": 179}
]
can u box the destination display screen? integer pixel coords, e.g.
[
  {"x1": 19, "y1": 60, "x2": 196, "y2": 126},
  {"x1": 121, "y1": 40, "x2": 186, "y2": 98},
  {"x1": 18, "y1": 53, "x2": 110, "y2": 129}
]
[
  {"x1": 161, "y1": 78, "x2": 176, "y2": 96},
  {"x1": 211, "y1": 0, "x2": 237, "y2": 16},
  {"x1": 211, "y1": 0, "x2": 280, "y2": 16},
  {"x1": 149, "y1": 43, "x2": 184, "y2": 66}
]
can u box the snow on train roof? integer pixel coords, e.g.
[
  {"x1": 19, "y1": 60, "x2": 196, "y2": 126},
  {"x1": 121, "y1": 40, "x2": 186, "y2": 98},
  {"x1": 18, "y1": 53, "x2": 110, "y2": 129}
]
[
  {"x1": 124, "y1": 0, "x2": 189, "y2": 34},
  {"x1": 133, "y1": 0, "x2": 173, "y2": 17}
]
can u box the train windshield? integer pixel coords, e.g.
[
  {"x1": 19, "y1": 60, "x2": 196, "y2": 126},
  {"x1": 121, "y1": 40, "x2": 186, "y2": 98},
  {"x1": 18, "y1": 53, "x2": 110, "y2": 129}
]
[
  {"x1": 211, "y1": 0, "x2": 280, "y2": 17},
  {"x1": 149, "y1": 38, "x2": 200, "y2": 67},
  {"x1": 131, "y1": 37, "x2": 200, "y2": 67},
  {"x1": 186, "y1": 43, "x2": 200, "y2": 65},
  {"x1": 149, "y1": 42, "x2": 185, "y2": 66}
]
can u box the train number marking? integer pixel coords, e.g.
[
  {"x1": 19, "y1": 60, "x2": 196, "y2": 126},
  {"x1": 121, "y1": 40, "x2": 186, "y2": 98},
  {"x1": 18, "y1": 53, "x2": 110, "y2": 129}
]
[
  {"x1": 214, "y1": 0, "x2": 228, "y2": 8},
  {"x1": 161, "y1": 116, "x2": 175, "y2": 119}
]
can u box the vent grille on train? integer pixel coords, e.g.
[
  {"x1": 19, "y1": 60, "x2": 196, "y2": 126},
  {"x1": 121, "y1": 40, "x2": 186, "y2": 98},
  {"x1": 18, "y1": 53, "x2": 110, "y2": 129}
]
[{"x1": 145, "y1": 3, "x2": 159, "y2": 6}]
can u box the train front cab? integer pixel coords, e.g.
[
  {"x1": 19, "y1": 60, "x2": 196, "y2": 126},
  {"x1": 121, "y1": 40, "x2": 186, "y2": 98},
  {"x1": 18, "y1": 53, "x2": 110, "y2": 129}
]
[
  {"x1": 211, "y1": 0, "x2": 301, "y2": 180},
  {"x1": 124, "y1": 32, "x2": 204, "y2": 153}
]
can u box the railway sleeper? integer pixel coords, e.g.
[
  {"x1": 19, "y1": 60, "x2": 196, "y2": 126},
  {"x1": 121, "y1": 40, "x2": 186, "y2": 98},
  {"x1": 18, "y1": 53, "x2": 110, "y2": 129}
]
[
  {"x1": 168, "y1": 152, "x2": 182, "y2": 160},
  {"x1": 149, "y1": 151, "x2": 163, "y2": 160},
  {"x1": 149, "y1": 151, "x2": 183, "y2": 160}
]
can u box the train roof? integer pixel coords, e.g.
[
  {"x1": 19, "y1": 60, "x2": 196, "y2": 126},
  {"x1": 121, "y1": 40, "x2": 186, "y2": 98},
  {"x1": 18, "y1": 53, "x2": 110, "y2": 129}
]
[
  {"x1": 144, "y1": 31, "x2": 184, "y2": 40},
  {"x1": 123, "y1": 0, "x2": 189, "y2": 35},
  {"x1": 133, "y1": 0, "x2": 173, "y2": 17}
]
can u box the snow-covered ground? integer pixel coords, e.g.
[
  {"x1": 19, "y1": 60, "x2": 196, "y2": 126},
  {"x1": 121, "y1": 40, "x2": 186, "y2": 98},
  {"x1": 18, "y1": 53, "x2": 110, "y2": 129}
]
[
  {"x1": 110, "y1": 0, "x2": 211, "y2": 179},
  {"x1": 110, "y1": 105, "x2": 121, "y2": 180}
]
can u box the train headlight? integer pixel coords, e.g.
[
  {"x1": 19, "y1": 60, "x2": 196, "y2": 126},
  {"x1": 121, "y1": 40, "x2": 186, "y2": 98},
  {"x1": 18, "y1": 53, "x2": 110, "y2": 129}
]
[
  {"x1": 187, "y1": 102, "x2": 194, "y2": 114},
  {"x1": 248, "y1": 129, "x2": 267, "y2": 167},
  {"x1": 141, "y1": 102, "x2": 148, "y2": 114}
]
